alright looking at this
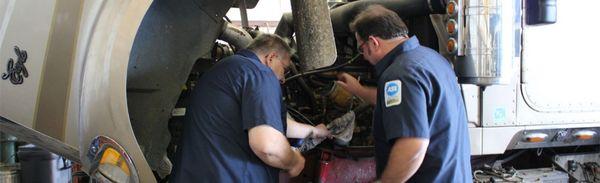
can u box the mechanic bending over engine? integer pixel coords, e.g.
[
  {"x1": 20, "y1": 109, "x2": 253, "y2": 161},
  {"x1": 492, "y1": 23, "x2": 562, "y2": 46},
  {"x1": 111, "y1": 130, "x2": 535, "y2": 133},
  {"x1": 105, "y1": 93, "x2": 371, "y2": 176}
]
[
  {"x1": 336, "y1": 5, "x2": 472, "y2": 182},
  {"x1": 170, "y1": 34, "x2": 330, "y2": 183}
]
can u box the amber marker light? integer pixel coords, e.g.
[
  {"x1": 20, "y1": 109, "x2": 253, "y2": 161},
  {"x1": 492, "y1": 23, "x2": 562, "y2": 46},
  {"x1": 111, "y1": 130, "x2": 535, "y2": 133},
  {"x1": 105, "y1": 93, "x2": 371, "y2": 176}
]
[
  {"x1": 574, "y1": 130, "x2": 596, "y2": 140},
  {"x1": 447, "y1": 19, "x2": 457, "y2": 35},
  {"x1": 447, "y1": 38, "x2": 457, "y2": 53},
  {"x1": 524, "y1": 133, "x2": 548, "y2": 143},
  {"x1": 447, "y1": 1, "x2": 457, "y2": 15}
]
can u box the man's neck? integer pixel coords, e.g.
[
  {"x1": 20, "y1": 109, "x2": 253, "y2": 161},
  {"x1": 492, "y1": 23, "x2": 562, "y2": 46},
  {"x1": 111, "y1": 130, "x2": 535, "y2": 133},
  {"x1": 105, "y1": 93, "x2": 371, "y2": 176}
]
[
  {"x1": 252, "y1": 51, "x2": 268, "y2": 65},
  {"x1": 372, "y1": 36, "x2": 409, "y2": 63},
  {"x1": 380, "y1": 36, "x2": 409, "y2": 55}
]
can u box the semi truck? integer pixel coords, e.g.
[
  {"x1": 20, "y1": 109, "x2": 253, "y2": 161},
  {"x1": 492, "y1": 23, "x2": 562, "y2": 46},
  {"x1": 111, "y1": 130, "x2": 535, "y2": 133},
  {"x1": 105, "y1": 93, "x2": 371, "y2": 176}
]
[{"x1": 0, "y1": 0, "x2": 598, "y2": 182}]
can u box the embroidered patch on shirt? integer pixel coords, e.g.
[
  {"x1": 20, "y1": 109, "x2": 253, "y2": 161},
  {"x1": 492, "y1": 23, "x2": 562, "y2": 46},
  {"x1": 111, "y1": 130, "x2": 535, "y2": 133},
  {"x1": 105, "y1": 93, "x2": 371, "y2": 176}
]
[{"x1": 384, "y1": 80, "x2": 402, "y2": 107}]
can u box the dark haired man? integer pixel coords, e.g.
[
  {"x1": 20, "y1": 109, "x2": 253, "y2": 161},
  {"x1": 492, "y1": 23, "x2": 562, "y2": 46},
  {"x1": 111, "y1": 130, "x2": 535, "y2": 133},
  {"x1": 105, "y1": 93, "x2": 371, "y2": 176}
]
[
  {"x1": 171, "y1": 34, "x2": 329, "y2": 182},
  {"x1": 337, "y1": 5, "x2": 472, "y2": 182}
]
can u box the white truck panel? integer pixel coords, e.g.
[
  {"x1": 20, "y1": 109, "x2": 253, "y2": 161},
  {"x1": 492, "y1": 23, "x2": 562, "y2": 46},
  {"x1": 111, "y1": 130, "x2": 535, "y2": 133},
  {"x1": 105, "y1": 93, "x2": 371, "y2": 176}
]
[
  {"x1": 517, "y1": 0, "x2": 600, "y2": 126},
  {"x1": 0, "y1": 0, "x2": 56, "y2": 128},
  {"x1": 521, "y1": 0, "x2": 600, "y2": 114}
]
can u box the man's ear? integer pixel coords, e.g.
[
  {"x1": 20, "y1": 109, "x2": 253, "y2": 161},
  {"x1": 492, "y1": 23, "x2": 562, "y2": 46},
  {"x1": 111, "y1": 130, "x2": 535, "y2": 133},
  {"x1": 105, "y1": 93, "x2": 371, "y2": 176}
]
[
  {"x1": 264, "y1": 52, "x2": 275, "y2": 65},
  {"x1": 368, "y1": 36, "x2": 380, "y2": 47}
]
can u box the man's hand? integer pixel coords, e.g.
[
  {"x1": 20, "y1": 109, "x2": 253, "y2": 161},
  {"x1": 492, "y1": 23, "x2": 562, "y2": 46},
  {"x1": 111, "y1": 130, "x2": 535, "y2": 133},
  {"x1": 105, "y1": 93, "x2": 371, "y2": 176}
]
[
  {"x1": 336, "y1": 72, "x2": 377, "y2": 105},
  {"x1": 287, "y1": 148, "x2": 305, "y2": 177},
  {"x1": 336, "y1": 73, "x2": 362, "y2": 94},
  {"x1": 311, "y1": 124, "x2": 331, "y2": 138}
]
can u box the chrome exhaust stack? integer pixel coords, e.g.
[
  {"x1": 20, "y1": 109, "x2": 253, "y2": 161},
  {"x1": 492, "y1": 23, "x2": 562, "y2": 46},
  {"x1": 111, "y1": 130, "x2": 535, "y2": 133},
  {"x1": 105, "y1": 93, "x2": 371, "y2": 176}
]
[{"x1": 449, "y1": 0, "x2": 518, "y2": 86}]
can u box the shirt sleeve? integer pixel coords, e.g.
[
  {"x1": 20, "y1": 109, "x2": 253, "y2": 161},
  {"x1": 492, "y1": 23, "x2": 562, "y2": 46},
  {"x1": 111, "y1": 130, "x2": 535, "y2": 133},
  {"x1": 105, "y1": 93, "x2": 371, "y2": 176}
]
[
  {"x1": 382, "y1": 66, "x2": 430, "y2": 142},
  {"x1": 241, "y1": 69, "x2": 285, "y2": 134}
]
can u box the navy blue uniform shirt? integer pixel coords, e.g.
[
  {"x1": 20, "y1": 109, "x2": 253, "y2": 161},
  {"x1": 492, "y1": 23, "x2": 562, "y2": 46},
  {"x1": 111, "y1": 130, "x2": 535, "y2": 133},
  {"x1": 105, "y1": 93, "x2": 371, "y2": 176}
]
[
  {"x1": 373, "y1": 36, "x2": 472, "y2": 182},
  {"x1": 170, "y1": 50, "x2": 286, "y2": 183}
]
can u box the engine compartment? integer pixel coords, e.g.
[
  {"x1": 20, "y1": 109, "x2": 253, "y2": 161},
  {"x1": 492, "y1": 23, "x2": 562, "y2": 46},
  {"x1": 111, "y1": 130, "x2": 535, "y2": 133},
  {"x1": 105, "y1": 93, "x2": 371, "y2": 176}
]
[{"x1": 160, "y1": 9, "x2": 443, "y2": 182}]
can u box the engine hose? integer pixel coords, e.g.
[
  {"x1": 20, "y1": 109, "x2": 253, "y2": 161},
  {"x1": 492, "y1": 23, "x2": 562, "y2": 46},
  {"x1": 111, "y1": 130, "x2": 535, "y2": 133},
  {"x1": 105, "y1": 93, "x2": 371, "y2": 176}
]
[{"x1": 285, "y1": 54, "x2": 361, "y2": 82}]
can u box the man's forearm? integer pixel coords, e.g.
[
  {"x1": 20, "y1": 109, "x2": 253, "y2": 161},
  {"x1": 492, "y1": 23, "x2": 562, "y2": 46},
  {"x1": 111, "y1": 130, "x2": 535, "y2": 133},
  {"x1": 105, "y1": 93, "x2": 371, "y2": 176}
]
[
  {"x1": 256, "y1": 145, "x2": 300, "y2": 170},
  {"x1": 286, "y1": 118, "x2": 314, "y2": 139},
  {"x1": 355, "y1": 86, "x2": 377, "y2": 105},
  {"x1": 249, "y1": 125, "x2": 303, "y2": 171},
  {"x1": 381, "y1": 138, "x2": 429, "y2": 183},
  {"x1": 254, "y1": 144, "x2": 304, "y2": 177}
]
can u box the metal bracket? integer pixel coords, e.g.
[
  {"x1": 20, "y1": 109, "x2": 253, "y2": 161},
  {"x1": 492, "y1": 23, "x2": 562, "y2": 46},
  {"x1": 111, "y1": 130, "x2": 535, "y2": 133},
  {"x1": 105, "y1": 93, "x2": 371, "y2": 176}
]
[{"x1": 553, "y1": 152, "x2": 600, "y2": 182}]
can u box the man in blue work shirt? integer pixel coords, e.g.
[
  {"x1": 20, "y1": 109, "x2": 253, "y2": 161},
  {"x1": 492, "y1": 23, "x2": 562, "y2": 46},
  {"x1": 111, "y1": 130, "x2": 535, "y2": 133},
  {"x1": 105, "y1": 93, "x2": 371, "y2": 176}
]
[
  {"x1": 337, "y1": 5, "x2": 472, "y2": 182},
  {"x1": 170, "y1": 34, "x2": 329, "y2": 182}
]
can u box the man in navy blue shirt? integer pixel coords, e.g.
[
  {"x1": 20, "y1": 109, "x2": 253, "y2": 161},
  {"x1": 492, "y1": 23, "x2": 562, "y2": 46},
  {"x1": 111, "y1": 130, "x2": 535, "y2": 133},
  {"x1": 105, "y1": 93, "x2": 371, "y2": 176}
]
[
  {"x1": 337, "y1": 5, "x2": 472, "y2": 182},
  {"x1": 170, "y1": 34, "x2": 329, "y2": 182}
]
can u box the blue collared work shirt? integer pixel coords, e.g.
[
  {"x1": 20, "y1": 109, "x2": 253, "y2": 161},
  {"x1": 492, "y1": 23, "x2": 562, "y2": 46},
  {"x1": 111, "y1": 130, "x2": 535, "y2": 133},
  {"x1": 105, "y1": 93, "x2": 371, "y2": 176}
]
[
  {"x1": 170, "y1": 50, "x2": 286, "y2": 183},
  {"x1": 373, "y1": 36, "x2": 472, "y2": 182}
]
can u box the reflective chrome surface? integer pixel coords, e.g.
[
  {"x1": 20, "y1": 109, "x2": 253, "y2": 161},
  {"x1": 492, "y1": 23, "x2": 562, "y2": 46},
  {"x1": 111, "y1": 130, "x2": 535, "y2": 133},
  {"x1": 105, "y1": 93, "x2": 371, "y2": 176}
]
[
  {"x1": 87, "y1": 136, "x2": 139, "y2": 182},
  {"x1": 455, "y1": 0, "x2": 517, "y2": 85}
]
